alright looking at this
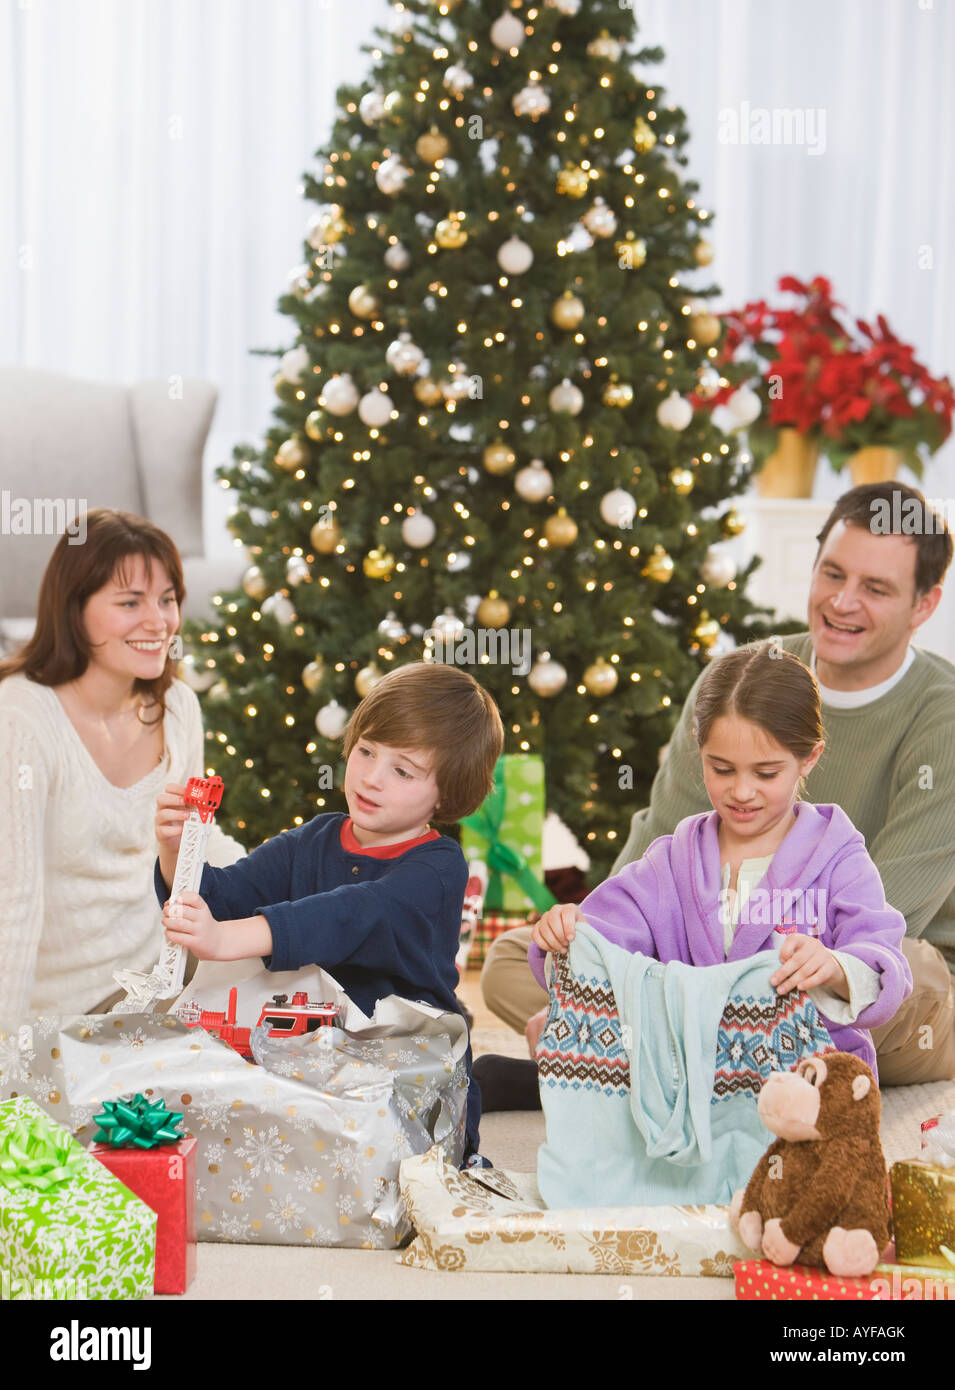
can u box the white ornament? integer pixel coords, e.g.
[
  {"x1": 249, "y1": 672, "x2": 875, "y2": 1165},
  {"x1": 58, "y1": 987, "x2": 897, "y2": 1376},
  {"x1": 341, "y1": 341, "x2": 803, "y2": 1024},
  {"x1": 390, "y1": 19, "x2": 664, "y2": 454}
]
[
  {"x1": 528, "y1": 657, "x2": 568, "y2": 697},
  {"x1": 180, "y1": 653, "x2": 216, "y2": 692},
  {"x1": 357, "y1": 389, "x2": 395, "y2": 427},
  {"x1": 431, "y1": 609, "x2": 466, "y2": 641},
  {"x1": 497, "y1": 235, "x2": 534, "y2": 275},
  {"x1": 378, "y1": 612, "x2": 406, "y2": 641},
  {"x1": 315, "y1": 700, "x2": 348, "y2": 740},
  {"x1": 402, "y1": 512, "x2": 437, "y2": 547},
  {"x1": 375, "y1": 154, "x2": 411, "y2": 196},
  {"x1": 359, "y1": 90, "x2": 386, "y2": 125},
  {"x1": 287, "y1": 264, "x2": 312, "y2": 298},
  {"x1": 582, "y1": 197, "x2": 617, "y2": 239},
  {"x1": 384, "y1": 241, "x2": 411, "y2": 272},
  {"x1": 260, "y1": 593, "x2": 296, "y2": 626},
  {"x1": 701, "y1": 548, "x2": 737, "y2": 588},
  {"x1": 490, "y1": 11, "x2": 525, "y2": 51},
  {"x1": 321, "y1": 374, "x2": 359, "y2": 416},
  {"x1": 600, "y1": 489, "x2": 636, "y2": 528},
  {"x1": 306, "y1": 205, "x2": 344, "y2": 250},
  {"x1": 513, "y1": 84, "x2": 550, "y2": 120},
  {"x1": 514, "y1": 460, "x2": 554, "y2": 503},
  {"x1": 285, "y1": 555, "x2": 311, "y2": 587},
  {"x1": 548, "y1": 378, "x2": 584, "y2": 415},
  {"x1": 656, "y1": 391, "x2": 693, "y2": 430},
  {"x1": 385, "y1": 332, "x2": 425, "y2": 376},
  {"x1": 442, "y1": 363, "x2": 472, "y2": 401},
  {"x1": 443, "y1": 65, "x2": 474, "y2": 96},
  {"x1": 279, "y1": 345, "x2": 310, "y2": 383},
  {"x1": 726, "y1": 385, "x2": 762, "y2": 427},
  {"x1": 587, "y1": 32, "x2": 620, "y2": 59}
]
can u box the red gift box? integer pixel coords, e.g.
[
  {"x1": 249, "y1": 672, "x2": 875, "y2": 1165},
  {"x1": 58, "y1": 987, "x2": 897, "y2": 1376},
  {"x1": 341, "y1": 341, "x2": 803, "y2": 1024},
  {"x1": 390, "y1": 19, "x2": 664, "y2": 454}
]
[
  {"x1": 90, "y1": 1136, "x2": 197, "y2": 1295},
  {"x1": 734, "y1": 1258, "x2": 955, "y2": 1301}
]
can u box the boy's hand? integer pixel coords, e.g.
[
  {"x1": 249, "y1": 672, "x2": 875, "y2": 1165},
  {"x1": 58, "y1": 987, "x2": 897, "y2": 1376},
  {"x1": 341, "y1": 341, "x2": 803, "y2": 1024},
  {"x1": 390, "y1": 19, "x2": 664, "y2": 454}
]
[
  {"x1": 156, "y1": 783, "x2": 191, "y2": 854},
  {"x1": 531, "y1": 903, "x2": 583, "y2": 955},
  {"x1": 162, "y1": 891, "x2": 224, "y2": 961},
  {"x1": 771, "y1": 934, "x2": 847, "y2": 996}
]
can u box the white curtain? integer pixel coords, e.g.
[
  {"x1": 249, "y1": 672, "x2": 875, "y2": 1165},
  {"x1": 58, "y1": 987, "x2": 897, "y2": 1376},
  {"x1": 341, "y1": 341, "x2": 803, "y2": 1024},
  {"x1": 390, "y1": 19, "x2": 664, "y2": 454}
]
[{"x1": 2, "y1": 0, "x2": 953, "y2": 652}]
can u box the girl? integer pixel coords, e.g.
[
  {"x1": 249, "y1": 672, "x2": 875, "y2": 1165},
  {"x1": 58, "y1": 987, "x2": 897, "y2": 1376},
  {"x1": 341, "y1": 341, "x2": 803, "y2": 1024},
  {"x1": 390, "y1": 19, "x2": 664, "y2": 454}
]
[
  {"x1": 0, "y1": 509, "x2": 245, "y2": 1026},
  {"x1": 531, "y1": 641, "x2": 912, "y2": 1077}
]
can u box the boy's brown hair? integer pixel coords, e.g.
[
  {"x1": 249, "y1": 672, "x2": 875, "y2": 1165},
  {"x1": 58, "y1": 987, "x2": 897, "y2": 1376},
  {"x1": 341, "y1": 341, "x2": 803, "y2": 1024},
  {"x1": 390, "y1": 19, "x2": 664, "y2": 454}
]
[
  {"x1": 692, "y1": 640, "x2": 824, "y2": 764},
  {"x1": 341, "y1": 661, "x2": 504, "y2": 824}
]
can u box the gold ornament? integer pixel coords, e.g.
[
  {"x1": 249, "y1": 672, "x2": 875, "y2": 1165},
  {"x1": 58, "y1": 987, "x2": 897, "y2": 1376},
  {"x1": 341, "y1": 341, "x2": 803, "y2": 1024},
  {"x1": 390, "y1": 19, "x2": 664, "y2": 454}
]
[
  {"x1": 615, "y1": 232, "x2": 647, "y2": 268},
  {"x1": 641, "y1": 544, "x2": 674, "y2": 583},
  {"x1": 355, "y1": 662, "x2": 384, "y2": 697},
  {"x1": 583, "y1": 658, "x2": 619, "y2": 697},
  {"x1": 319, "y1": 205, "x2": 348, "y2": 244},
  {"x1": 304, "y1": 410, "x2": 326, "y2": 440},
  {"x1": 669, "y1": 467, "x2": 695, "y2": 494},
  {"x1": 721, "y1": 508, "x2": 746, "y2": 537},
  {"x1": 688, "y1": 311, "x2": 722, "y2": 347},
  {"x1": 632, "y1": 117, "x2": 657, "y2": 153},
  {"x1": 694, "y1": 238, "x2": 714, "y2": 266},
  {"x1": 413, "y1": 377, "x2": 444, "y2": 406},
  {"x1": 310, "y1": 517, "x2": 341, "y2": 553},
  {"x1": 416, "y1": 127, "x2": 450, "y2": 163},
  {"x1": 477, "y1": 592, "x2": 511, "y2": 628},
  {"x1": 551, "y1": 291, "x2": 585, "y2": 331},
  {"x1": 363, "y1": 546, "x2": 395, "y2": 580},
  {"x1": 275, "y1": 437, "x2": 308, "y2": 471},
  {"x1": 544, "y1": 509, "x2": 578, "y2": 547},
  {"x1": 435, "y1": 213, "x2": 468, "y2": 249},
  {"x1": 556, "y1": 163, "x2": 590, "y2": 198},
  {"x1": 483, "y1": 441, "x2": 517, "y2": 475},
  {"x1": 302, "y1": 658, "x2": 325, "y2": 693},
  {"x1": 348, "y1": 284, "x2": 380, "y2": 319},
  {"x1": 693, "y1": 612, "x2": 721, "y2": 649},
  {"x1": 241, "y1": 565, "x2": 268, "y2": 600},
  {"x1": 603, "y1": 378, "x2": 634, "y2": 408}
]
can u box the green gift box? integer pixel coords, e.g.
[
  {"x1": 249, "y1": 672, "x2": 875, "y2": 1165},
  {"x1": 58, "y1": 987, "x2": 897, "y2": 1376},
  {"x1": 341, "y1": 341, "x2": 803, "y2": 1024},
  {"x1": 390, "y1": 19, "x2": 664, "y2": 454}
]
[
  {"x1": 0, "y1": 1095, "x2": 157, "y2": 1300},
  {"x1": 460, "y1": 754, "x2": 556, "y2": 912}
]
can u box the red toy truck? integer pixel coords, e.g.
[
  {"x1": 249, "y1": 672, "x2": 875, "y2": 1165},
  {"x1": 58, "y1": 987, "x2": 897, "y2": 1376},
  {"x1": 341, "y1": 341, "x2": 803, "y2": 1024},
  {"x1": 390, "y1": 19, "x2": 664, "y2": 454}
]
[{"x1": 176, "y1": 986, "x2": 340, "y2": 1060}]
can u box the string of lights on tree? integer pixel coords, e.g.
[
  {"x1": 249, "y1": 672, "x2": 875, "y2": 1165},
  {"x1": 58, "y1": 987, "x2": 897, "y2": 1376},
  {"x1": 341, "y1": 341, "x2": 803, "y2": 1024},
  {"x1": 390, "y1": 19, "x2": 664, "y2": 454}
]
[{"x1": 182, "y1": 0, "x2": 786, "y2": 877}]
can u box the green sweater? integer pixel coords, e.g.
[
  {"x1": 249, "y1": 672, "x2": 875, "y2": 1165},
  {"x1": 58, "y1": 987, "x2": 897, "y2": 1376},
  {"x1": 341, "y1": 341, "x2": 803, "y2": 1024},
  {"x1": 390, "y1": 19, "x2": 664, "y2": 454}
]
[{"x1": 611, "y1": 633, "x2": 955, "y2": 971}]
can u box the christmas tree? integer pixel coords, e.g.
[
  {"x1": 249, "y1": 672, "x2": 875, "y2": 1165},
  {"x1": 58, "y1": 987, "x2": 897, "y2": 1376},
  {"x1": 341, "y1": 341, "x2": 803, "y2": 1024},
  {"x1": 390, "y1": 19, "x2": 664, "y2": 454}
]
[{"x1": 184, "y1": 0, "x2": 781, "y2": 883}]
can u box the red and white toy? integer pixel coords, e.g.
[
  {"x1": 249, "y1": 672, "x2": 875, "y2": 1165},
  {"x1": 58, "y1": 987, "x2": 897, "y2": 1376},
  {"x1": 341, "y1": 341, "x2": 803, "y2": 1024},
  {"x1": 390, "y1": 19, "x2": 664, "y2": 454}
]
[{"x1": 175, "y1": 986, "x2": 340, "y2": 1060}]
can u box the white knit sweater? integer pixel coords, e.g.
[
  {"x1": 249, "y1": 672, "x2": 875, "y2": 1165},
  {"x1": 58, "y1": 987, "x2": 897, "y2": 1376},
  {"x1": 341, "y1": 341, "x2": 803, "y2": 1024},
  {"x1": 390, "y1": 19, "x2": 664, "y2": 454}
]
[{"x1": 0, "y1": 673, "x2": 247, "y2": 1025}]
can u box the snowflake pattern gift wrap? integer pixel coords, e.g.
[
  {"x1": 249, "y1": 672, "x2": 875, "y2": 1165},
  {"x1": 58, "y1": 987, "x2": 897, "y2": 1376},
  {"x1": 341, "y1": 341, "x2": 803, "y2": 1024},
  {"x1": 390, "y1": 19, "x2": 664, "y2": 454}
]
[
  {"x1": 0, "y1": 1095, "x2": 157, "y2": 1299},
  {"x1": 0, "y1": 980, "x2": 468, "y2": 1249}
]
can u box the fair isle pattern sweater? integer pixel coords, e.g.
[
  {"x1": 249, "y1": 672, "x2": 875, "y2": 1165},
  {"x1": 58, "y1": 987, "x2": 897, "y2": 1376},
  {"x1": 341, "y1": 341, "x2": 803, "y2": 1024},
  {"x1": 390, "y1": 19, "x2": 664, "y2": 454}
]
[
  {"x1": 611, "y1": 633, "x2": 955, "y2": 966},
  {"x1": 0, "y1": 674, "x2": 247, "y2": 1025}
]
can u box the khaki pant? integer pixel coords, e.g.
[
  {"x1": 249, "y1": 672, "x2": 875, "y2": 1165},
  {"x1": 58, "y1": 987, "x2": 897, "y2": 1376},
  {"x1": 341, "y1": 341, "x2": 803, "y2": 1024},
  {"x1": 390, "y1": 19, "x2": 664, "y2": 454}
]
[{"x1": 480, "y1": 926, "x2": 955, "y2": 1087}]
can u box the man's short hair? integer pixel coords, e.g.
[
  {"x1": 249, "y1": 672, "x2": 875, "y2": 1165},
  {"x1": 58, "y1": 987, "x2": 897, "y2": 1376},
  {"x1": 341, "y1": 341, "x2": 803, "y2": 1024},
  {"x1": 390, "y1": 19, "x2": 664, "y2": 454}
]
[
  {"x1": 815, "y1": 482, "x2": 953, "y2": 596},
  {"x1": 342, "y1": 661, "x2": 504, "y2": 823}
]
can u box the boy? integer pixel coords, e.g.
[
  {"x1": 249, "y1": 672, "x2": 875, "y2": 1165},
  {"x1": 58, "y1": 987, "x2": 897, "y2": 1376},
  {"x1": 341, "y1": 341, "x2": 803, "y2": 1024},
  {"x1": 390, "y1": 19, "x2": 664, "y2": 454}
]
[{"x1": 154, "y1": 661, "x2": 504, "y2": 1164}]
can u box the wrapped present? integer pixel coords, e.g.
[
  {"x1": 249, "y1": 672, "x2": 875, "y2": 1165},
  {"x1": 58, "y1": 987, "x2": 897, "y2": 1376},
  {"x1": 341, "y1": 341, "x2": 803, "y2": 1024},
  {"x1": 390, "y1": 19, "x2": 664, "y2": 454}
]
[
  {"x1": 0, "y1": 971, "x2": 468, "y2": 1250},
  {"x1": 460, "y1": 754, "x2": 556, "y2": 912},
  {"x1": 89, "y1": 1094, "x2": 196, "y2": 1295},
  {"x1": 466, "y1": 911, "x2": 530, "y2": 969},
  {"x1": 734, "y1": 1258, "x2": 955, "y2": 1301},
  {"x1": 455, "y1": 861, "x2": 488, "y2": 972},
  {"x1": 890, "y1": 1158, "x2": 955, "y2": 1270},
  {"x1": 398, "y1": 1145, "x2": 746, "y2": 1275},
  {"x1": 0, "y1": 1095, "x2": 157, "y2": 1300}
]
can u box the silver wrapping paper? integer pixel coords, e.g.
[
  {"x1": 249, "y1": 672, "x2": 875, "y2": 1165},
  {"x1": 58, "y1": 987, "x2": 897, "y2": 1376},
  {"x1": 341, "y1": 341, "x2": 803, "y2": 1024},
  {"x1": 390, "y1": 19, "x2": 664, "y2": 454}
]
[{"x1": 0, "y1": 991, "x2": 467, "y2": 1249}]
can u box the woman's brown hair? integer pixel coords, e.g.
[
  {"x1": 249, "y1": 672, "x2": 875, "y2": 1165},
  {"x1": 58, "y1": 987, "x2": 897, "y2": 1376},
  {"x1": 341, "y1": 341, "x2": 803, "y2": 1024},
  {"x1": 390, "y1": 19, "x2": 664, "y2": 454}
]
[
  {"x1": 0, "y1": 509, "x2": 186, "y2": 725},
  {"x1": 692, "y1": 640, "x2": 824, "y2": 763},
  {"x1": 341, "y1": 661, "x2": 504, "y2": 824}
]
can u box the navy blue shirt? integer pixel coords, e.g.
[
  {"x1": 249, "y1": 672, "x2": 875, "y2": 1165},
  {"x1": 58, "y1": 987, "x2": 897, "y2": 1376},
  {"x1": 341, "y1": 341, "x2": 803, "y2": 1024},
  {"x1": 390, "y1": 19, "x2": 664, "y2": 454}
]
[{"x1": 153, "y1": 812, "x2": 481, "y2": 1155}]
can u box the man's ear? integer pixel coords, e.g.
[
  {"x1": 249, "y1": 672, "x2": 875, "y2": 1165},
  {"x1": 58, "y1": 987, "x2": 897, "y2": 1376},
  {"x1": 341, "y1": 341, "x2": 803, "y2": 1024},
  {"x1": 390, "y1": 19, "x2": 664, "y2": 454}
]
[{"x1": 911, "y1": 583, "x2": 943, "y2": 631}]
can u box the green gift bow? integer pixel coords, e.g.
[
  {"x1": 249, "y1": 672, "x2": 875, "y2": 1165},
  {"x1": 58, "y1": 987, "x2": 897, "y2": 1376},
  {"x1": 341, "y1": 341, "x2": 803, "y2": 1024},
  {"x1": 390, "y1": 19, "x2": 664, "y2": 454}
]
[
  {"x1": 460, "y1": 758, "x2": 557, "y2": 912},
  {"x1": 93, "y1": 1094, "x2": 184, "y2": 1149},
  {"x1": 0, "y1": 1111, "x2": 86, "y2": 1192}
]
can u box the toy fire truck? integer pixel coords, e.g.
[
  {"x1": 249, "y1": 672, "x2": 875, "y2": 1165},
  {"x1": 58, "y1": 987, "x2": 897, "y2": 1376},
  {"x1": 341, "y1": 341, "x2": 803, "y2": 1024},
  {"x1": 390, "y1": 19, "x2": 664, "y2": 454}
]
[{"x1": 175, "y1": 986, "x2": 340, "y2": 1061}]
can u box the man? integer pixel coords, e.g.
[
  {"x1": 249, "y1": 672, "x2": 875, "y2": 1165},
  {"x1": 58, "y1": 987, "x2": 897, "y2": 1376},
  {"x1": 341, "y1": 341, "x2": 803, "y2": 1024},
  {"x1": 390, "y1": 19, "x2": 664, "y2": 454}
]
[{"x1": 479, "y1": 482, "x2": 955, "y2": 1102}]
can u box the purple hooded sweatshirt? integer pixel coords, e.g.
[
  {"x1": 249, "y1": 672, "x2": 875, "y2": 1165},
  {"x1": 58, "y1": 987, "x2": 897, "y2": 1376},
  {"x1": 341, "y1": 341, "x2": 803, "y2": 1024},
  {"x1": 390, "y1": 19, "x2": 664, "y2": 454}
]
[{"x1": 529, "y1": 802, "x2": 912, "y2": 1077}]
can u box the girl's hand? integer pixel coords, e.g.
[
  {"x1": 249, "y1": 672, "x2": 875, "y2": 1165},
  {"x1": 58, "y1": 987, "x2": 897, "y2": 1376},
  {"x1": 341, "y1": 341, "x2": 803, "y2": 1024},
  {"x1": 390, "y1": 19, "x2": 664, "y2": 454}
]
[
  {"x1": 156, "y1": 783, "x2": 190, "y2": 853},
  {"x1": 161, "y1": 891, "x2": 224, "y2": 961},
  {"x1": 532, "y1": 903, "x2": 583, "y2": 955},
  {"x1": 771, "y1": 933, "x2": 847, "y2": 996}
]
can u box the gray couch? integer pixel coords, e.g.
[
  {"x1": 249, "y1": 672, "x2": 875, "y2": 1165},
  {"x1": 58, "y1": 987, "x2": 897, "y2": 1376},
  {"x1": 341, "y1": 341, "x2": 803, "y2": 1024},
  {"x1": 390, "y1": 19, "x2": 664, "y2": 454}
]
[{"x1": 0, "y1": 367, "x2": 246, "y2": 652}]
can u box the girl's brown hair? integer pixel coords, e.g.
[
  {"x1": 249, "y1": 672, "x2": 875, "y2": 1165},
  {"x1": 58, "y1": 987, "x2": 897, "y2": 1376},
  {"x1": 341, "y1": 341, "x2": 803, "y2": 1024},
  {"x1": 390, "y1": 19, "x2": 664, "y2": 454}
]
[
  {"x1": 692, "y1": 640, "x2": 824, "y2": 762},
  {"x1": 0, "y1": 509, "x2": 186, "y2": 725},
  {"x1": 342, "y1": 661, "x2": 504, "y2": 824}
]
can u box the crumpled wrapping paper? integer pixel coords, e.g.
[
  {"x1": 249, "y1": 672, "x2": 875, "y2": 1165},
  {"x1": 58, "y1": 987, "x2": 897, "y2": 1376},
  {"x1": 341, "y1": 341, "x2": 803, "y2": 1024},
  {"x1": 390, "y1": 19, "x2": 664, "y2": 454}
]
[
  {"x1": 397, "y1": 1146, "x2": 747, "y2": 1275},
  {"x1": 0, "y1": 970, "x2": 468, "y2": 1249}
]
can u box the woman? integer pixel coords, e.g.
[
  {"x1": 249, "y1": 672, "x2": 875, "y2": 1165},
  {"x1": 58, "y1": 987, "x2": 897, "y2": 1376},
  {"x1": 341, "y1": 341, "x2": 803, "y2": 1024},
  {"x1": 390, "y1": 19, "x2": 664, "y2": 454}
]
[{"x1": 0, "y1": 509, "x2": 245, "y2": 1026}]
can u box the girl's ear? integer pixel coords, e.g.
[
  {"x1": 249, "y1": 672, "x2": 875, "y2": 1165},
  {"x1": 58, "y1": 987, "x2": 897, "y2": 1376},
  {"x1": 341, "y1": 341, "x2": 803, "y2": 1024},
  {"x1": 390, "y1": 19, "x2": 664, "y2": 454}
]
[{"x1": 801, "y1": 739, "x2": 826, "y2": 777}]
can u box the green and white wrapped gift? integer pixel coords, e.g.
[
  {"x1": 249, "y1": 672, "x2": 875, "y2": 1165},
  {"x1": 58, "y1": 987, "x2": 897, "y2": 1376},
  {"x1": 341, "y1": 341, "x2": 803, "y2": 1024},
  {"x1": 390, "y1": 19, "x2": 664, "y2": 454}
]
[
  {"x1": 460, "y1": 754, "x2": 556, "y2": 913},
  {"x1": 0, "y1": 1095, "x2": 157, "y2": 1300}
]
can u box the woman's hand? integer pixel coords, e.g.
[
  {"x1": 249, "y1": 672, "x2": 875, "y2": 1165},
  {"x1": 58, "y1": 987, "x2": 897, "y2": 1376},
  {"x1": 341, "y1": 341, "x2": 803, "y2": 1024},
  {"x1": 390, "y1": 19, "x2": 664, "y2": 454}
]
[
  {"x1": 531, "y1": 903, "x2": 583, "y2": 955},
  {"x1": 162, "y1": 890, "x2": 224, "y2": 961},
  {"x1": 156, "y1": 783, "x2": 190, "y2": 854},
  {"x1": 770, "y1": 933, "x2": 848, "y2": 997}
]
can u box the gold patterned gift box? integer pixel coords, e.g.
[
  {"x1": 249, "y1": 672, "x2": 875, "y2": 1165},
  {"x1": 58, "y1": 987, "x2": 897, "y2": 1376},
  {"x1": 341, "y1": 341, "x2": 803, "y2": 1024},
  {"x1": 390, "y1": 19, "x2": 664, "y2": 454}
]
[
  {"x1": 890, "y1": 1158, "x2": 955, "y2": 1271},
  {"x1": 397, "y1": 1146, "x2": 747, "y2": 1275}
]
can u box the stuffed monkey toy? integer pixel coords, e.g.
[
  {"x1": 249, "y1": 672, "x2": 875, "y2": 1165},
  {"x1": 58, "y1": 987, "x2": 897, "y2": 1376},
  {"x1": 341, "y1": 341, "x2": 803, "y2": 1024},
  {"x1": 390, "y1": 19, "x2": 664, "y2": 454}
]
[{"x1": 730, "y1": 1052, "x2": 890, "y2": 1278}]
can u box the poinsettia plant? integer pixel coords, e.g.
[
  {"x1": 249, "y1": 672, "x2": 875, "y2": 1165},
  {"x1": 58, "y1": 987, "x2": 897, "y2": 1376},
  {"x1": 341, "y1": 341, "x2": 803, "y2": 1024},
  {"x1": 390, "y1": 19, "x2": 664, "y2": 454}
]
[{"x1": 697, "y1": 275, "x2": 955, "y2": 476}]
